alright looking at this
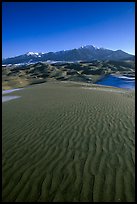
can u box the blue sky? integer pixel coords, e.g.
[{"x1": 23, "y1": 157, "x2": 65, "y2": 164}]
[{"x1": 2, "y1": 2, "x2": 135, "y2": 58}]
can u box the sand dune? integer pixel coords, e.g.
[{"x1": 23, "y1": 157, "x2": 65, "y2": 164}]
[{"x1": 2, "y1": 82, "x2": 135, "y2": 202}]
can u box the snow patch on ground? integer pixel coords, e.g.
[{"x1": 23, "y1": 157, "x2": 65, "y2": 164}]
[
  {"x1": 2, "y1": 88, "x2": 23, "y2": 95},
  {"x1": 2, "y1": 96, "x2": 21, "y2": 103}
]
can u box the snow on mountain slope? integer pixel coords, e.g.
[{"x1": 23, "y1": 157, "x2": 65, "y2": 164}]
[
  {"x1": 2, "y1": 45, "x2": 134, "y2": 65},
  {"x1": 26, "y1": 52, "x2": 40, "y2": 56}
]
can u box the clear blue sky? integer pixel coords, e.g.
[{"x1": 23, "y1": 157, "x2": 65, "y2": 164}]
[{"x1": 2, "y1": 2, "x2": 135, "y2": 58}]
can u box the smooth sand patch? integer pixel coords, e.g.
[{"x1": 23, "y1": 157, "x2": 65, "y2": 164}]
[
  {"x1": 2, "y1": 82, "x2": 135, "y2": 202},
  {"x1": 82, "y1": 86, "x2": 126, "y2": 93}
]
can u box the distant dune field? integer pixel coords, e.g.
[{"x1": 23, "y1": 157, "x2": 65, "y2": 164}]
[{"x1": 2, "y1": 82, "x2": 135, "y2": 202}]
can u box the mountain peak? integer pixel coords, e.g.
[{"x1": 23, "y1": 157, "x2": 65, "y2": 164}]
[
  {"x1": 26, "y1": 52, "x2": 39, "y2": 56},
  {"x1": 2, "y1": 46, "x2": 134, "y2": 65},
  {"x1": 115, "y1": 49, "x2": 124, "y2": 53},
  {"x1": 79, "y1": 45, "x2": 99, "y2": 50},
  {"x1": 84, "y1": 45, "x2": 95, "y2": 48}
]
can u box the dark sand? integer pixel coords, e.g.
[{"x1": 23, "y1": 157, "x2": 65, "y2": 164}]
[{"x1": 2, "y1": 82, "x2": 135, "y2": 202}]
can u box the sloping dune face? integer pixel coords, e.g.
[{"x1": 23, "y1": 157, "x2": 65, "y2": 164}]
[{"x1": 2, "y1": 82, "x2": 135, "y2": 202}]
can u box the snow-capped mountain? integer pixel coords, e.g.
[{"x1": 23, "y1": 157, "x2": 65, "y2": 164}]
[
  {"x1": 26, "y1": 52, "x2": 39, "y2": 56},
  {"x1": 26, "y1": 52, "x2": 45, "y2": 57},
  {"x1": 2, "y1": 45, "x2": 134, "y2": 65}
]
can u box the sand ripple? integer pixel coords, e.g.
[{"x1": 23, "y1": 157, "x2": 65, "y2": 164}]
[{"x1": 2, "y1": 83, "x2": 135, "y2": 202}]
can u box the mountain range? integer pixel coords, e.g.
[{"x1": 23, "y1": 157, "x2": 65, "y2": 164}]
[{"x1": 2, "y1": 45, "x2": 134, "y2": 65}]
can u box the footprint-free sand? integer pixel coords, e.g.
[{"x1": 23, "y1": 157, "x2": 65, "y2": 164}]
[{"x1": 2, "y1": 82, "x2": 135, "y2": 202}]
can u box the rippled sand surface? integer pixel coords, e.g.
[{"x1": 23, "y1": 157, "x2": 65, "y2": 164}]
[{"x1": 2, "y1": 82, "x2": 135, "y2": 202}]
